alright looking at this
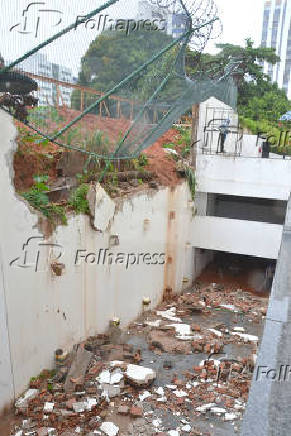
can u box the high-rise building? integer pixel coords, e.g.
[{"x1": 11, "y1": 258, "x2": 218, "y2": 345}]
[
  {"x1": 137, "y1": 0, "x2": 188, "y2": 39},
  {"x1": 261, "y1": 0, "x2": 291, "y2": 99},
  {"x1": 16, "y1": 53, "x2": 74, "y2": 106}
]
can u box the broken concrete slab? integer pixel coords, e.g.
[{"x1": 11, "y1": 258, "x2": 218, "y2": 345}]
[
  {"x1": 87, "y1": 183, "x2": 116, "y2": 232},
  {"x1": 230, "y1": 332, "x2": 259, "y2": 343},
  {"x1": 15, "y1": 389, "x2": 39, "y2": 410},
  {"x1": 168, "y1": 323, "x2": 200, "y2": 341},
  {"x1": 98, "y1": 368, "x2": 124, "y2": 399},
  {"x1": 156, "y1": 308, "x2": 182, "y2": 323},
  {"x1": 64, "y1": 346, "x2": 92, "y2": 393},
  {"x1": 125, "y1": 364, "x2": 156, "y2": 386},
  {"x1": 43, "y1": 402, "x2": 54, "y2": 413},
  {"x1": 100, "y1": 421, "x2": 119, "y2": 436}
]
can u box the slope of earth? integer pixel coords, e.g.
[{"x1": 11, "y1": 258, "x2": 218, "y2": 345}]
[{"x1": 13, "y1": 114, "x2": 186, "y2": 191}]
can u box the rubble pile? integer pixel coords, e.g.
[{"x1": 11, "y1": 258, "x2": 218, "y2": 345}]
[{"x1": 10, "y1": 282, "x2": 268, "y2": 436}]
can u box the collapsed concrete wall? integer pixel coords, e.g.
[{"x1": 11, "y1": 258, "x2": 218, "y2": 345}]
[{"x1": 0, "y1": 110, "x2": 196, "y2": 411}]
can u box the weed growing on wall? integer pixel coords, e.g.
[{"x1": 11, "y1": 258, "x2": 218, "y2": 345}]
[
  {"x1": 21, "y1": 175, "x2": 67, "y2": 225},
  {"x1": 68, "y1": 183, "x2": 90, "y2": 215},
  {"x1": 185, "y1": 167, "x2": 196, "y2": 201}
]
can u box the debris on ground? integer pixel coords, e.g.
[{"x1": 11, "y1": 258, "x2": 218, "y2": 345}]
[{"x1": 9, "y1": 280, "x2": 268, "y2": 436}]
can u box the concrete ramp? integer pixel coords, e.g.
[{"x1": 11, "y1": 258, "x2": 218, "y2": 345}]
[{"x1": 191, "y1": 216, "x2": 283, "y2": 260}]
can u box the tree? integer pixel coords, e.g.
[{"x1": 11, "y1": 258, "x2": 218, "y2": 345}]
[
  {"x1": 186, "y1": 39, "x2": 290, "y2": 133},
  {"x1": 186, "y1": 38, "x2": 279, "y2": 84},
  {"x1": 71, "y1": 29, "x2": 175, "y2": 109}
]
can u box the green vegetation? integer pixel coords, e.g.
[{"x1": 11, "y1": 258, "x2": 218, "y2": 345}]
[
  {"x1": 137, "y1": 153, "x2": 149, "y2": 168},
  {"x1": 28, "y1": 106, "x2": 64, "y2": 129},
  {"x1": 162, "y1": 143, "x2": 176, "y2": 149},
  {"x1": 85, "y1": 130, "x2": 110, "y2": 155},
  {"x1": 68, "y1": 183, "x2": 90, "y2": 215},
  {"x1": 185, "y1": 167, "x2": 196, "y2": 201},
  {"x1": 71, "y1": 29, "x2": 176, "y2": 109},
  {"x1": 65, "y1": 127, "x2": 82, "y2": 146},
  {"x1": 21, "y1": 175, "x2": 67, "y2": 225},
  {"x1": 186, "y1": 39, "x2": 291, "y2": 150},
  {"x1": 176, "y1": 127, "x2": 191, "y2": 158}
]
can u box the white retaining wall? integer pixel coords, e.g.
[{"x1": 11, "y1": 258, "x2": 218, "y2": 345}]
[{"x1": 0, "y1": 110, "x2": 195, "y2": 411}]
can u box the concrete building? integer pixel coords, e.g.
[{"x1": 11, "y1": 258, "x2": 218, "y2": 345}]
[
  {"x1": 167, "y1": 12, "x2": 188, "y2": 39},
  {"x1": 18, "y1": 52, "x2": 74, "y2": 106},
  {"x1": 191, "y1": 97, "x2": 291, "y2": 278},
  {"x1": 261, "y1": 0, "x2": 291, "y2": 98},
  {"x1": 137, "y1": 0, "x2": 188, "y2": 39}
]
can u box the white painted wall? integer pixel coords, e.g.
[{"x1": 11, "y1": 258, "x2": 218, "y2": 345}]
[
  {"x1": 191, "y1": 216, "x2": 283, "y2": 260},
  {"x1": 0, "y1": 110, "x2": 196, "y2": 410},
  {"x1": 196, "y1": 98, "x2": 291, "y2": 201},
  {"x1": 196, "y1": 154, "x2": 291, "y2": 201},
  {"x1": 0, "y1": 248, "x2": 14, "y2": 412}
]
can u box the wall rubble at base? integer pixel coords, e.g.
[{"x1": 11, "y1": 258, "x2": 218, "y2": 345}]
[{"x1": 0, "y1": 110, "x2": 197, "y2": 411}]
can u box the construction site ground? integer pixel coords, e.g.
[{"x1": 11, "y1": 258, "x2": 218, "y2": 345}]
[{"x1": 2, "y1": 259, "x2": 270, "y2": 436}]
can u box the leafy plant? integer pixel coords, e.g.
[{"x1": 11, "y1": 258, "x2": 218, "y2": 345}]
[
  {"x1": 162, "y1": 143, "x2": 176, "y2": 149},
  {"x1": 69, "y1": 183, "x2": 90, "y2": 215},
  {"x1": 46, "y1": 205, "x2": 68, "y2": 225},
  {"x1": 181, "y1": 146, "x2": 191, "y2": 158},
  {"x1": 177, "y1": 127, "x2": 192, "y2": 148},
  {"x1": 138, "y1": 153, "x2": 149, "y2": 167},
  {"x1": 21, "y1": 175, "x2": 67, "y2": 225},
  {"x1": 22, "y1": 175, "x2": 50, "y2": 208},
  {"x1": 111, "y1": 174, "x2": 118, "y2": 187},
  {"x1": 85, "y1": 130, "x2": 110, "y2": 155},
  {"x1": 66, "y1": 127, "x2": 81, "y2": 146},
  {"x1": 185, "y1": 167, "x2": 196, "y2": 201}
]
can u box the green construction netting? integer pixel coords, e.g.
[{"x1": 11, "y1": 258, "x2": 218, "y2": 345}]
[{"x1": 0, "y1": 0, "x2": 237, "y2": 162}]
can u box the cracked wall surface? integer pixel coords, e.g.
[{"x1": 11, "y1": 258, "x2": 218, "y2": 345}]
[{"x1": 0, "y1": 109, "x2": 196, "y2": 410}]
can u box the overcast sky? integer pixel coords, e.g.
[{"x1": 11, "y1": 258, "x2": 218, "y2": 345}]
[
  {"x1": 0, "y1": 0, "x2": 265, "y2": 72},
  {"x1": 206, "y1": 0, "x2": 264, "y2": 52}
]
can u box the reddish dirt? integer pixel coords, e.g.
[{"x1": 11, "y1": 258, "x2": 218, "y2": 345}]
[
  {"x1": 0, "y1": 410, "x2": 19, "y2": 436},
  {"x1": 25, "y1": 107, "x2": 131, "y2": 151},
  {"x1": 13, "y1": 109, "x2": 185, "y2": 190},
  {"x1": 197, "y1": 261, "x2": 270, "y2": 297},
  {"x1": 13, "y1": 150, "x2": 58, "y2": 191},
  {"x1": 145, "y1": 128, "x2": 184, "y2": 186}
]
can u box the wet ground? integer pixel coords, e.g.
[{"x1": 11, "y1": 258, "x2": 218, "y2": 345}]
[
  {"x1": 2, "y1": 264, "x2": 270, "y2": 436},
  {"x1": 120, "y1": 287, "x2": 266, "y2": 435}
]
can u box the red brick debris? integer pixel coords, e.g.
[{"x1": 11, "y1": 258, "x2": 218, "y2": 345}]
[{"x1": 8, "y1": 281, "x2": 268, "y2": 436}]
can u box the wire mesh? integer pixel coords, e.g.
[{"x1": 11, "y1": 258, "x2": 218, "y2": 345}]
[{"x1": 0, "y1": 0, "x2": 237, "y2": 161}]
